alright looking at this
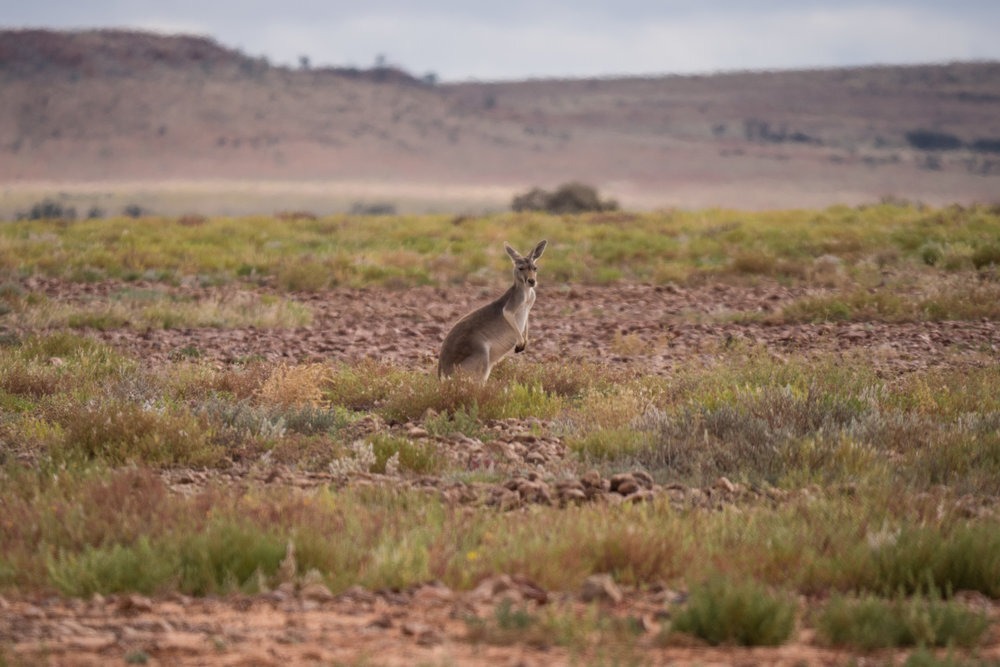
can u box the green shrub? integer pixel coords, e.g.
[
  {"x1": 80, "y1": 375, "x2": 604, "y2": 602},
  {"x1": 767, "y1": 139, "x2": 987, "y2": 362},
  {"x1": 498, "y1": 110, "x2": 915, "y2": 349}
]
[
  {"x1": 423, "y1": 406, "x2": 487, "y2": 440},
  {"x1": 869, "y1": 525, "x2": 1000, "y2": 598},
  {"x1": 971, "y1": 244, "x2": 1000, "y2": 269},
  {"x1": 46, "y1": 537, "x2": 177, "y2": 596},
  {"x1": 324, "y1": 359, "x2": 412, "y2": 411},
  {"x1": 669, "y1": 576, "x2": 796, "y2": 646},
  {"x1": 511, "y1": 182, "x2": 619, "y2": 214},
  {"x1": 919, "y1": 241, "x2": 944, "y2": 266},
  {"x1": 274, "y1": 258, "x2": 332, "y2": 291},
  {"x1": 369, "y1": 434, "x2": 445, "y2": 475},
  {"x1": 817, "y1": 593, "x2": 988, "y2": 650},
  {"x1": 53, "y1": 400, "x2": 223, "y2": 467},
  {"x1": 20, "y1": 199, "x2": 76, "y2": 221},
  {"x1": 177, "y1": 520, "x2": 286, "y2": 595}
]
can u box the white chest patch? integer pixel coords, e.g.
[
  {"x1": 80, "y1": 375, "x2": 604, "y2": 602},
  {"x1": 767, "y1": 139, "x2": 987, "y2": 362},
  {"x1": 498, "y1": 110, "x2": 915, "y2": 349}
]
[{"x1": 511, "y1": 288, "x2": 535, "y2": 333}]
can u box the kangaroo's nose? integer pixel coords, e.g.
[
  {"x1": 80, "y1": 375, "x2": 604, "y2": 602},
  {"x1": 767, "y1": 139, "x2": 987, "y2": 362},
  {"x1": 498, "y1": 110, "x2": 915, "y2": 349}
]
[{"x1": 527, "y1": 278, "x2": 536, "y2": 286}]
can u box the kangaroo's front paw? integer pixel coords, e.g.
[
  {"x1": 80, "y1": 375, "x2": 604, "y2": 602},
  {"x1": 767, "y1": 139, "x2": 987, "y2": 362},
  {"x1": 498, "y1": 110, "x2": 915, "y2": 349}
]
[{"x1": 515, "y1": 343, "x2": 526, "y2": 353}]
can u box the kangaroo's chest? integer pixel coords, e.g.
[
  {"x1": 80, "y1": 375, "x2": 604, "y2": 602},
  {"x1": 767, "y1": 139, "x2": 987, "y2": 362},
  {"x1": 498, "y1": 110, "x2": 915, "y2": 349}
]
[{"x1": 509, "y1": 288, "x2": 535, "y2": 332}]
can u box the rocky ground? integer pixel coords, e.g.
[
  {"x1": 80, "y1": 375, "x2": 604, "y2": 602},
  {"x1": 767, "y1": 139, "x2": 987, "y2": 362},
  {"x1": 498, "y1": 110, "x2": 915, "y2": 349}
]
[
  {"x1": 3, "y1": 279, "x2": 1000, "y2": 665},
  {"x1": 15, "y1": 276, "x2": 1000, "y2": 375}
]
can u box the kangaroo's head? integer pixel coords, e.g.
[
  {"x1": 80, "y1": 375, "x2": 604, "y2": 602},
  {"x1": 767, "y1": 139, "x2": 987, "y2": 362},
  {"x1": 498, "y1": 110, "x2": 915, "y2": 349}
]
[{"x1": 504, "y1": 240, "x2": 547, "y2": 289}]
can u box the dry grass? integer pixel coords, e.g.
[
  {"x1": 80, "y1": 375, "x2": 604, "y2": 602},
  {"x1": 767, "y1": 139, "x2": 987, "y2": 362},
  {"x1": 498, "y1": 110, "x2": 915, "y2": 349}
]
[
  {"x1": 8, "y1": 290, "x2": 313, "y2": 330},
  {"x1": 257, "y1": 363, "x2": 329, "y2": 408}
]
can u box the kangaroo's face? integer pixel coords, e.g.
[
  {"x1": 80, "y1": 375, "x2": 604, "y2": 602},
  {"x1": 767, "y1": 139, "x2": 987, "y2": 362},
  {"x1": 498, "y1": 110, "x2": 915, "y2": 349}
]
[
  {"x1": 505, "y1": 240, "x2": 547, "y2": 289},
  {"x1": 513, "y1": 255, "x2": 540, "y2": 288}
]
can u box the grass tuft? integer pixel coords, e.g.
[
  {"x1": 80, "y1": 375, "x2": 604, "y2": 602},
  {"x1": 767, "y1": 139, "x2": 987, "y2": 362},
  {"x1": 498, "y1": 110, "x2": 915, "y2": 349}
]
[
  {"x1": 258, "y1": 363, "x2": 328, "y2": 408},
  {"x1": 867, "y1": 525, "x2": 1000, "y2": 598},
  {"x1": 667, "y1": 575, "x2": 797, "y2": 646},
  {"x1": 817, "y1": 593, "x2": 989, "y2": 650},
  {"x1": 51, "y1": 400, "x2": 223, "y2": 467}
]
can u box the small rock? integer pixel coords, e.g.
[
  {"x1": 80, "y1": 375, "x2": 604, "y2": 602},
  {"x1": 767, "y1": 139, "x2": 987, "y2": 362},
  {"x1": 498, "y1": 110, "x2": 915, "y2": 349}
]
[
  {"x1": 413, "y1": 583, "x2": 454, "y2": 605},
  {"x1": 511, "y1": 575, "x2": 548, "y2": 604},
  {"x1": 472, "y1": 574, "x2": 515, "y2": 602},
  {"x1": 368, "y1": 613, "x2": 393, "y2": 629},
  {"x1": 633, "y1": 470, "x2": 655, "y2": 489},
  {"x1": 489, "y1": 488, "x2": 521, "y2": 511},
  {"x1": 580, "y1": 574, "x2": 623, "y2": 604},
  {"x1": 402, "y1": 621, "x2": 431, "y2": 636},
  {"x1": 402, "y1": 622, "x2": 443, "y2": 646},
  {"x1": 117, "y1": 594, "x2": 153, "y2": 614},
  {"x1": 626, "y1": 490, "x2": 656, "y2": 504},
  {"x1": 714, "y1": 476, "x2": 737, "y2": 494},
  {"x1": 556, "y1": 478, "x2": 585, "y2": 491},
  {"x1": 516, "y1": 480, "x2": 553, "y2": 504},
  {"x1": 525, "y1": 450, "x2": 546, "y2": 465},
  {"x1": 340, "y1": 585, "x2": 376, "y2": 604},
  {"x1": 261, "y1": 590, "x2": 287, "y2": 604},
  {"x1": 22, "y1": 604, "x2": 45, "y2": 619},
  {"x1": 609, "y1": 473, "x2": 636, "y2": 493},
  {"x1": 581, "y1": 470, "x2": 603, "y2": 488},
  {"x1": 300, "y1": 582, "x2": 335, "y2": 602},
  {"x1": 615, "y1": 479, "x2": 640, "y2": 496}
]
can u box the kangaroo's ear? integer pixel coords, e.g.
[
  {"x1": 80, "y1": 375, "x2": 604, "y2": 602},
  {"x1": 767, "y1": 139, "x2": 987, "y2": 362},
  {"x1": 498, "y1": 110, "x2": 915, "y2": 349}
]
[
  {"x1": 531, "y1": 239, "x2": 547, "y2": 260},
  {"x1": 504, "y1": 242, "x2": 523, "y2": 262}
]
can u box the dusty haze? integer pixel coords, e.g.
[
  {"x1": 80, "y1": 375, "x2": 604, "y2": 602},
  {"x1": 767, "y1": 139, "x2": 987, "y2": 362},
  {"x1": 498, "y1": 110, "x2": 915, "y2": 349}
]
[{"x1": 2, "y1": 29, "x2": 999, "y2": 216}]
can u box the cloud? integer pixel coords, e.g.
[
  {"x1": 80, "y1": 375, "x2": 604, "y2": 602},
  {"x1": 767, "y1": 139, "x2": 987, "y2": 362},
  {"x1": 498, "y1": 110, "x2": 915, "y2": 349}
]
[{"x1": 269, "y1": 3, "x2": 1000, "y2": 80}]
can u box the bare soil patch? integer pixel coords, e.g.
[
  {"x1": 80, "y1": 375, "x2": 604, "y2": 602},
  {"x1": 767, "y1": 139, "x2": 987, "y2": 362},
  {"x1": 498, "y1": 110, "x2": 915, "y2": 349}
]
[
  {"x1": 13, "y1": 277, "x2": 998, "y2": 374},
  {"x1": 11, "y1": 584, "x2": 998, "y2": 667}
]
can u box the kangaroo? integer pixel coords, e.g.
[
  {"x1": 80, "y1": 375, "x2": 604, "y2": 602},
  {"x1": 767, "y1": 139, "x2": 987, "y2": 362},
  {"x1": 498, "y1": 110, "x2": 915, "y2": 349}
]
[{"x1": 438, "y1": 239, "x2": 548, "y2": 382}]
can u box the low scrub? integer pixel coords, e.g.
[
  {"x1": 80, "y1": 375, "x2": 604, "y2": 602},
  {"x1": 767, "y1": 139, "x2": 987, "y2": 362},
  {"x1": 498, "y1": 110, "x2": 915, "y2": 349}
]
[
  {"x1": 50, "y1": 399, "x2": 223, "y2": 467},
  {"x1": 323, "y1": 360, "x2": 569, "y2": 422},
  {"x1": 2, "y1": 464, "x2": 1000, "y2": 606},
  {"x1": 3, "y1": 203, "x2": 1000, "y2": 288},
  {"x1": 511, "y1": 182, "x2": 619, "y2": 214},
  {"x1": 779, "y1": 282, "x2": 1000, "y2": 323},
  {"x1": 866, "y1": 525, "x2": 1000, "y2": 598},
  {"x1": 817, "y1": 593, "x2": 989, "y2": 650},
  {"x1": 465, "y1": 599, "x2": 641, "y2": 650},
  {"x1": 11, "y1": 290, "x2": 313, "y2": 330},
  {"x1": 667, "y1": 575, "x2": 797, "y2": 646}
]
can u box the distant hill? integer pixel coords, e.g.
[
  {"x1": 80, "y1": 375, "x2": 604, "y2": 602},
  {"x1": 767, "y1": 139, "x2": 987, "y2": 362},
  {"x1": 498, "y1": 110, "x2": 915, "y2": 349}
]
[{"x1": 2, "y1": 28, "x2": 999, "y2": 212}]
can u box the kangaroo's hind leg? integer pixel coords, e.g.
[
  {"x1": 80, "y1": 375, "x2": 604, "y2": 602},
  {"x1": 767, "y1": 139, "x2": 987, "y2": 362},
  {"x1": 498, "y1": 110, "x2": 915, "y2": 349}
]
[{"x1": 454, "y1": 342, "x2": 493, "y2": 384}]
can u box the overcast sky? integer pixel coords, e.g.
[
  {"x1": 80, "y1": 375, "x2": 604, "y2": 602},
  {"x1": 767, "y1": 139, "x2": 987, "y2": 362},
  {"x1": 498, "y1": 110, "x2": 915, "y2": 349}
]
[{"x1": 3, "y1": 1, "x2": 999, "y2": 81}]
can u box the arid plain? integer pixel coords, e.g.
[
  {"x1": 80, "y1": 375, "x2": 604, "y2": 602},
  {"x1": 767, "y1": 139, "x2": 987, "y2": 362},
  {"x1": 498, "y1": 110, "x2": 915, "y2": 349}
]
[{"x1": 2, "y1": 29, "x2": 1000, "y2": 667}]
